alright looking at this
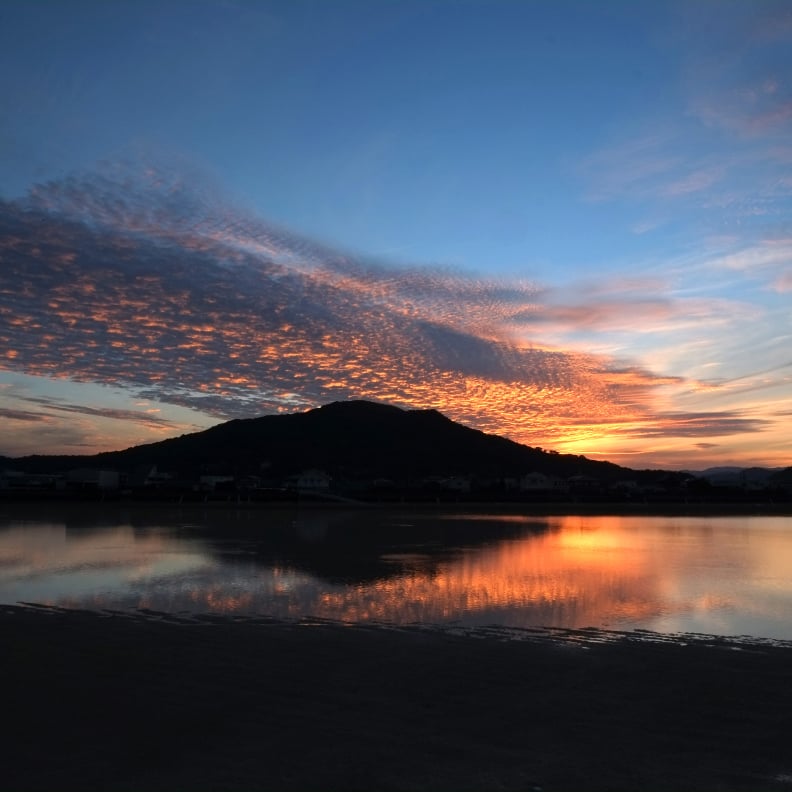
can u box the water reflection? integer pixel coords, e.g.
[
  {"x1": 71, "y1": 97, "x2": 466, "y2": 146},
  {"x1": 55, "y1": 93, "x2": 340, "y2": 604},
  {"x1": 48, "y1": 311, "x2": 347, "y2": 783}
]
[{"x1": 1, "y1": 507, "x2": 792, "y2": 640}]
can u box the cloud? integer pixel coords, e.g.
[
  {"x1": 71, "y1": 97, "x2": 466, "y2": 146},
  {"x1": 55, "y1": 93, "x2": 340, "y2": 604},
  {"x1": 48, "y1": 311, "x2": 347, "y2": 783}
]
[
  {"x1": 660, "y1": 165, "x2": 724, "y2": 197},
  {"x1": 0, "y1": 165, "x2": 781, "y2": 459},
  {"x1": 707, "y1": 241, "x2": 792, "y2": 275},
  {"x1": 772, "y1": 271, "x2": 792, "y2": 292},
  {"x1": 0, "y1": 407, "x2": 50, "y2": 423},
  {"x1": 692, "y1": 92, "x2": 792, "y2": 139},
  {"x1": 578, "y1": 133, "x2": 682, "y2": 204},
  {"x1": 616, "y1": 412, "x2": 772, "y2": 440},
  {"x1": 517, "y1": 275, "x2": 760, "y2": 341},
  {"x1": 19, "y1": 395, "x2": 178, "y2": 430},
  {"x1": 0, "y1": 409, "x2": 105, "y2": 455}
]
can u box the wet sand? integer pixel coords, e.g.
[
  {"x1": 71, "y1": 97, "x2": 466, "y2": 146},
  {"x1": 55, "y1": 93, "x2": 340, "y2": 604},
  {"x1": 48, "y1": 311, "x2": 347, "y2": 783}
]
[{"x1": 3, "y1": 605, "x2": 792, "y2": 792}]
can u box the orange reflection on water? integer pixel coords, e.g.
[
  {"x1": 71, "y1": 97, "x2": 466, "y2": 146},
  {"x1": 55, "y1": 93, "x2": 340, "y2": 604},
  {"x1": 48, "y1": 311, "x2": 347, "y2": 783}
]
[
  {"x1": 151, "y1": 515, "x2": 716, "y2": 629},
  {"x1": 294, "y1": 516, "x2": 670, "y2": 629},
  {"x1": 7, "y1": 514, "x2": 792, "y2": 638}
]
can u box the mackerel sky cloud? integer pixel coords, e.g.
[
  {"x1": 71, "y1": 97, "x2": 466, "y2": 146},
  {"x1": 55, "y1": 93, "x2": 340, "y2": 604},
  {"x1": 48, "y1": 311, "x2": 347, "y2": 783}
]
[{"x1": 1, "y1": 0, "x2": 791, "y2": 468}]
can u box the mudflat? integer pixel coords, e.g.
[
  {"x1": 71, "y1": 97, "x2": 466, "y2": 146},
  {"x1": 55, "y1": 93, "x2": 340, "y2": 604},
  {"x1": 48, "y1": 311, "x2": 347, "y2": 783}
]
[{"x1": 3, "y1": 605, "x2": 792, "y2": 792}]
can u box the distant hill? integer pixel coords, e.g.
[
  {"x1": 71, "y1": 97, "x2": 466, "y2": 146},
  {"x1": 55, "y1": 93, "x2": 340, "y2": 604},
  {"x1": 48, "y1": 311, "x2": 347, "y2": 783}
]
[
  {"x1": 692, "y1": 466, "x2": 785, "y2": 487},
  {"x1": 4, "y1": 400, "x2": 637, "y2": 483}
]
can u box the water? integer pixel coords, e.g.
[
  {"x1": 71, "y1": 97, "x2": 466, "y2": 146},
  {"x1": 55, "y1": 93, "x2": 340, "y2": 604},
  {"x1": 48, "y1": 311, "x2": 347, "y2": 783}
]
[{"x1": 2, "y1": 506, "x2": 792, "y2": 641}]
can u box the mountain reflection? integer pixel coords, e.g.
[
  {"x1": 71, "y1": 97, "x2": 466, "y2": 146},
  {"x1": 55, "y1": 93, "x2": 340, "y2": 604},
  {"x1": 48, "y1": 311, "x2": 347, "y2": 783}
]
[
  {"x1": 199, "y1": 511, "x2": 550, "y2": 584},
  {"x1": 3, "y1": 509, "x2": 792, "y2": 638}
]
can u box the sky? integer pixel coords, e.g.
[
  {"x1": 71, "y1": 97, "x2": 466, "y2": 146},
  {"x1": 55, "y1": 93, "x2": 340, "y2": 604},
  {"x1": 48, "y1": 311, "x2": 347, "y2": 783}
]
[{"x1": 1, "y1": 0, "x2": 791, "y2": 470}]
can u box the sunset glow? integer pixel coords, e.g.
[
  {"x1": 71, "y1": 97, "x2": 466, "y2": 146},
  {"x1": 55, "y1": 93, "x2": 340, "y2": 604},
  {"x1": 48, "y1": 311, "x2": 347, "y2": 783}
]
[{"x1": 1, "y1": 1, "x2": 791, "y2": 468}]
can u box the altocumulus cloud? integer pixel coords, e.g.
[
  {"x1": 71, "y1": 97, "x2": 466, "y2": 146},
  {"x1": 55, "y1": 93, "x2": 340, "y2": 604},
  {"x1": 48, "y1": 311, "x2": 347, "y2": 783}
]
[{"x1": 0, "y1": 167, "x2": 766, "y2": 452}]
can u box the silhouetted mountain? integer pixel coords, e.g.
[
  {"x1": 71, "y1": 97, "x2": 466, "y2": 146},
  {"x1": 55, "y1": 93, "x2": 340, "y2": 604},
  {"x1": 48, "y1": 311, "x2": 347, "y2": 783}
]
[
  {"x1": 6, "y1": 399, "x2": 633, "y2": 483},
  {"x1": 769, "y1": 466, "x2": 792, "y2": 490}
]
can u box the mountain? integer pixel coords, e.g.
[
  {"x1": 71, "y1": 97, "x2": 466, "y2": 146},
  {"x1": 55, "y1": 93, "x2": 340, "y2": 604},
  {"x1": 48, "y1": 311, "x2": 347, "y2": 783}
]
[
  {"x1": 5, "y1": 400, "x2": 633, "y2": 483},
  {"x1": 693, "y1": 466, "x2": 784, "y2": 487}
]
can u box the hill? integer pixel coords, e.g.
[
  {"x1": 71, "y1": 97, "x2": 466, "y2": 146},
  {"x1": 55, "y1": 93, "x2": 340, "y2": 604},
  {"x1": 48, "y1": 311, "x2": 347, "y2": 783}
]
[{"x1": 5, "y1": 400, "x2": 632, "y2": 484}]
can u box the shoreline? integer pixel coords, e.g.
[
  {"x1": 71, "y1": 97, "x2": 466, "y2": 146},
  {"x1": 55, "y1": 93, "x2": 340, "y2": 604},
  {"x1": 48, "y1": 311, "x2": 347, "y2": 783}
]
[
  {"x1": 4, "y1": 604, "x2": 792, "y2": 791},
  {"x1": 3, "y1": 496, "x2": 792, "y2": 517},
  {"x1": 12, "y1": 600, "x2": 792, "y2": 652}
]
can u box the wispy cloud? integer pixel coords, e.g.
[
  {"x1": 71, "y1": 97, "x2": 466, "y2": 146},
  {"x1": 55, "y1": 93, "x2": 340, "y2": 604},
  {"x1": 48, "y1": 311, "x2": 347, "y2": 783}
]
[
  {"x1": 578, "y1": 133, "x2": 683, "y2": 204},
  {"x1": 579, "y1": 2, "x2": 792, "y2": 240},
  {"x1": 681, "y1": 2, "x2": 792, "y2": 140},
  {"x1": 0, "y1": 407, "x2": 50, "y2": 423},
  {"x1": 772, "y1": 271, "x2": 792, "y2": 293},
  {"x1": 20, "y1": 395, "x2": 177, "y2": 430},
  {"x1": 699, "y1": 240, "x2": 792, "y2": 298},
  {"x1": 661, "y1": 165, "x2": 724, "y2": 197},
  {"x1": 615, "y1": 411, "x2": 772, "y2": 440}
]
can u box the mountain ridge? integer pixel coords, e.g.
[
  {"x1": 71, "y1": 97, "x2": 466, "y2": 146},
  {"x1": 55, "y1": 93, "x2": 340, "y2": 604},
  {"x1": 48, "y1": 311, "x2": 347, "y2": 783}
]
[
  {"x1": 3, "y1": 399, "x2": 631, "y2": 482},
  {"x1": 4, "y1": 400, "x2": 789, "y2": 493}
]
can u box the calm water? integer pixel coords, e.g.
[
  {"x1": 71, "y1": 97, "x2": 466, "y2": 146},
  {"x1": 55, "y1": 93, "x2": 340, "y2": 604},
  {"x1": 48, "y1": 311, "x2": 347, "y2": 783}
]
[{"x1": 2, "y1": 506, "x2": 792, "y2": 640}]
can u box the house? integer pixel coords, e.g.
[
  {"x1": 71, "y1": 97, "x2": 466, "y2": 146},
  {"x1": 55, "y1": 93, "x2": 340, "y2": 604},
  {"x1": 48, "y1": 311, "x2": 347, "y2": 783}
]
[
  {"x1": 520, "y1": 472, "x2": 567, "y2": 492},
  {"x1": 611, "y1": 479, "x2": 639, "y2": 494},
  {"x1": 66, "y1": 468, "x2": 120, "y2": 490},
  {"x1": 440, "y1": 475, "x2": 471, "y2": 493},
  {"x1": 565, "y1": 475, "x2": 602, "y2": 493},
  {"x1": 129, "y1": 464, "x2": 173, "y2": 488},
  {"x1": 0, "y1": 470, "x2": 64, "y2": 491},
  {"x1": 237, "y1": 474, "x2": 263, "y2": 490},
  {"x1": 421, "y1": 475, "x2": 472, "y2": 493},
  {"x1": 199, "y1": 474, "x2": 236, "y2": 492},
  {"x1": 288, "y1": 469, "x2": 332, "y2": 491}
]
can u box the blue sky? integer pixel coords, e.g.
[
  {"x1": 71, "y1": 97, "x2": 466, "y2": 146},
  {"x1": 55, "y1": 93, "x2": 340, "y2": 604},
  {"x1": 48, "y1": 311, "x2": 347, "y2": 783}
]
[{"x1": 1, "y1": 0, "x2": 791, "y2": 468}]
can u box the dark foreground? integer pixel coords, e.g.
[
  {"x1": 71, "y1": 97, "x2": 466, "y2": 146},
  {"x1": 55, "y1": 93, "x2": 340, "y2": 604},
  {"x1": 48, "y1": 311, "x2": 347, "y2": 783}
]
[{"x1": 4, "y1": 606, "x2": 792, "y2": 792}]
